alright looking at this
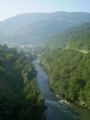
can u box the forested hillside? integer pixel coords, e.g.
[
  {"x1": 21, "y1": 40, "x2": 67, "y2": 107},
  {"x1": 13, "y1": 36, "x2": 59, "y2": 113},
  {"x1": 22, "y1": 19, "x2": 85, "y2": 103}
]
[
  {"x1": 0, "y1": 12, "x2": 90, "y2": 46},
  {"x1": 0, "y1": 45, "x2": 45, "y2": 120},
  {"x1": 48, "y1": 22, "x2": 90, "y2": 51},
  {"x1": 41, "y1": 49, "x2": 90, "y2": 109}
]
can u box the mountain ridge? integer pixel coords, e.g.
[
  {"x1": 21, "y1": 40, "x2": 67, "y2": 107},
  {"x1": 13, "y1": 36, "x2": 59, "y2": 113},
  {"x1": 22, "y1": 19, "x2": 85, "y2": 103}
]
[
  {"x1": 47, "y1": 22, "x2": 90, "y2": 51},
  {"x1": 0, "y1": 12, "x2": 90, "y2": 46}
]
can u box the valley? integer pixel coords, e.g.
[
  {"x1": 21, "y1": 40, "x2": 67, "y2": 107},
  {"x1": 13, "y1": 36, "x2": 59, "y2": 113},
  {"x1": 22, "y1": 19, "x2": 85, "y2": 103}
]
[
  {"x1": 33, "y1": 58, "x2": 90, "y2": 120},
  {"x1": 0, "y1": 11, "x2": 90, "y2": 120}
]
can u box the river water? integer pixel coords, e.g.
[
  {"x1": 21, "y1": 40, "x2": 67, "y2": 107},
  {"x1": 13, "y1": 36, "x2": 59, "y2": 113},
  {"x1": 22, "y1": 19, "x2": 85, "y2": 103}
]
[{"x1": 33, "y1": 59, "x2": 90, "y2": 120}]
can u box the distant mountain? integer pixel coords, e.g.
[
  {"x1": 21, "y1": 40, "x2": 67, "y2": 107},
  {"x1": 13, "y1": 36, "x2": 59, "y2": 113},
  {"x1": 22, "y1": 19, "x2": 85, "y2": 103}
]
[
  {"x1": 48, "y1": 22, "x2": 90, "y2": 51},
  {"x1": 0, "y1": 12, "x2": 90, "y2": 46}
]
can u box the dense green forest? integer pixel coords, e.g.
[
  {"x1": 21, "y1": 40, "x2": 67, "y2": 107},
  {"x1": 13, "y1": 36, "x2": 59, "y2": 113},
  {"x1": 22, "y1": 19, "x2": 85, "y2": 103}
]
[
  {"x1": 47, "y1": 22, "x2": 90, "y2": 51},
  {"x1": 0, "y1": 45, "x2": 45, "y2": 120},
  {"x1": 41, "y1": 48, "x2": 90, "y2": 109}
]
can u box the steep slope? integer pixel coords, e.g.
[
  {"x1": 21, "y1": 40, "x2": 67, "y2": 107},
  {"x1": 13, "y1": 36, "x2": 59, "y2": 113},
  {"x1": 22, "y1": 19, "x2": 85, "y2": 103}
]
[
  {"x1": 0, "y1": 45, "x2": 45, "y2": 120},
  {"x1": 41, "y1": 49, "x2": 90, "y2": 109},
  {"x1": 48, "y1": 22, "x2": 90, "y2": 51},
  {"x1": 0, "y1": 12, "x2": 90, "y2": 46}
]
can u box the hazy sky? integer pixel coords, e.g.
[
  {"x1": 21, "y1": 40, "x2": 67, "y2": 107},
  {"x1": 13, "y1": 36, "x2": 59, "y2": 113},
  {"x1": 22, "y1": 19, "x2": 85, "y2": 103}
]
[{"x1": 0, "y1": 0, "x2": 90, "y2": 21}]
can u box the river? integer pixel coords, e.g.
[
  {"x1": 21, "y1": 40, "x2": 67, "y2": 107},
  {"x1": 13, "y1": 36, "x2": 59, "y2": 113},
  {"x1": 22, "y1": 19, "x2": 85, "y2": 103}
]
[{"x1": 33, "y1": 59, "x2": 90, "y2": 120}]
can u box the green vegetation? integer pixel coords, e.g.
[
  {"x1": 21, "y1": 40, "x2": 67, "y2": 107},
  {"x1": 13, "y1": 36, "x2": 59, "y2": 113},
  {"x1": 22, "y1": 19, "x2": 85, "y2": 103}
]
[
  {"x1": 47, "y1": 22, "x2": 90, "y2": 51},
  {"x1": 0, "y1": 12, "x2": 90, "y2": 46},
  {"x1": 0, "y1": 45, "x2": 45, "y2": 120},
  {"x1": 41, "y1": 48, "x2": 90, "y2": 109}
]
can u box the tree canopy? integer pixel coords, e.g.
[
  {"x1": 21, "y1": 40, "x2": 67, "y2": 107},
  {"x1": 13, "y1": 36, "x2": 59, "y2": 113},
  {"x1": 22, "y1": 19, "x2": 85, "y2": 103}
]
[{"x1": 0, "y1": 45, "x2": 46, "y2": 120}]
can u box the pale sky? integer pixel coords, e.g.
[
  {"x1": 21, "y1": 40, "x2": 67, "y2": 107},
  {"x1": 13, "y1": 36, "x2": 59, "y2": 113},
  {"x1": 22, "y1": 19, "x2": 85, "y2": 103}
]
[{"x1": 0, "y1": 0, "x2": 90, "y2": 21}]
